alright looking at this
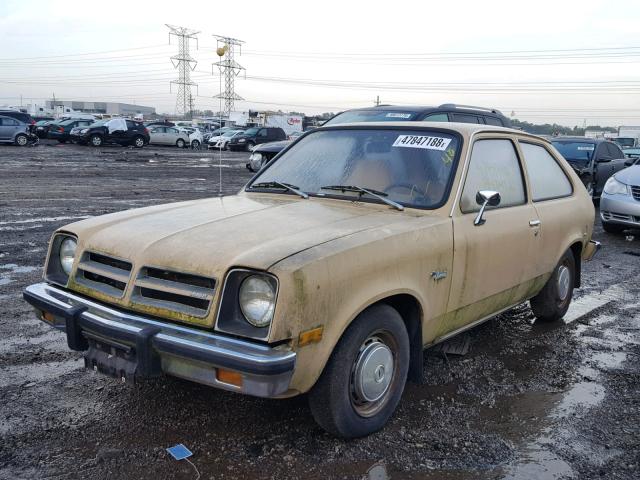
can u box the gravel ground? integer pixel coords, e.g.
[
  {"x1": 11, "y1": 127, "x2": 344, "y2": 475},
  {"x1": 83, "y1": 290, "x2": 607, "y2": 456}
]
[{"x1": 0, "y1": 140, "x2": 638, "y2": 480}]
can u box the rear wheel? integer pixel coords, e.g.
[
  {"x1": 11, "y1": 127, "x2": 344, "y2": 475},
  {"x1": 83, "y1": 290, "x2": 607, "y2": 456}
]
[
  {"x1": 133, "y1": 136, "x2": 145, "y2": 148},
  {"x1": 90, "y1": 134, "x2": 103, "y2": 147},
  {"x1": 308, "y1": 304, "x2": 409, "y2": 438},
  {"x1": 245, "y1": 141, "x2": 255, "y2": 151},
  {"x1": 602, "y1": 221, "x2": 625, "y2": 234},
  {"x1": 15, "y1": 134, "x2": 28, "y2": 146},
  {"x1": 176, "y1": 138, "x2": 185, "y2": 148},
  {"x1": 530, "y1": 250, "x2": 576, "y2": 322}
]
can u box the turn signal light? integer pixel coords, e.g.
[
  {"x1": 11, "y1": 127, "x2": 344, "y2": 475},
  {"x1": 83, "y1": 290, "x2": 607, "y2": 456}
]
[
  {"x1": 216, "y1": 368, "x2": 243, "y2": 387},
  {"x1": 298, "y1": 326, "x2": 324, "y2": 347},
  {"x1": 42, "y1": 311, "x2": 55, "y2": 324}
]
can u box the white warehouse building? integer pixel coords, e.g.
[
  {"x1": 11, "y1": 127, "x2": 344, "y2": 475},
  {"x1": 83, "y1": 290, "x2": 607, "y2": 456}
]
[{"x1": 45, "y1": 100, "x2": 156, "y2": 116}]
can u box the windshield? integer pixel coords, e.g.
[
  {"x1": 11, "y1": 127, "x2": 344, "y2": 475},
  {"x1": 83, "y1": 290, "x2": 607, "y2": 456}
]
[
  {"x1": 248, "y1": 128, "x2": 460, "y2": 209},
  {"x1": 223, "y1": 130, "x2": 240, "y2": 137},
  {"x1": 613, "y1": 137, "x2": 635, "y2": 148},
  {"x1": 243, "y1": 127, "x2": 260, "y2": 136},
  {"x1": 324, "y1": 110, "x2": 419, "y2": 126},
  {"x1": 552, "y1": 141, "x2": 595, "y2": 166}
]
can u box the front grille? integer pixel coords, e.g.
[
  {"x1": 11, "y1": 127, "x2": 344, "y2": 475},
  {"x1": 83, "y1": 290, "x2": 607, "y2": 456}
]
[
  {"x1": 631, "y1": 185, "x2": 640, "y2": 201},
  {"x1": 131, "y1": 267, "x2": 216, "y2": 317},
  {"x1": 75, "y1": 251, "x2": 132, "y2": 298}
]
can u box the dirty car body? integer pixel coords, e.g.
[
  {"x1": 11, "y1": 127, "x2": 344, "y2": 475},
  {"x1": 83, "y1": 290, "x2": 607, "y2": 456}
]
[{"x1": 24, "y1": 122, "x2": 599, "y2": 438}]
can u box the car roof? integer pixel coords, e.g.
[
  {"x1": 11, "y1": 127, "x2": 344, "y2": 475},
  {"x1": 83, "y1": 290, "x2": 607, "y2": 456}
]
[
  {"x1": 551, "y1": 136, "x2": 610, "y2": 143},
  {"x1": 339, "y1": 104, "x2": 506, "y2": 116}
]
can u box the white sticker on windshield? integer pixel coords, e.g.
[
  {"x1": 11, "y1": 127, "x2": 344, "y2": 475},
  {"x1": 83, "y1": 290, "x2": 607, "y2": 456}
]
[
  {"x1": 386, "y1": 113, "x2": 412, "y2": 119},
  {"x1": 392, "y1": 135, "x2": 451, "y2": 151},
  {"x1": 577, "y1": 146, "x2": 595, "y2": 150}
]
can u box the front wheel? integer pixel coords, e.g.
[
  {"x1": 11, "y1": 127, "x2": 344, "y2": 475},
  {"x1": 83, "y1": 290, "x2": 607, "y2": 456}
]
[
  {"x1": 15, "y1": 134, "x2": 28, "y2": 146},
  {"x1": 133, "y1": 136, "x2": 145, "y2": 148},
  {"x1": 90, "y1": 134, "x2": 103, "y2": 147},
  {"x1": 191, "y1": 139, "x2": 201, "y2": 149},
  {"x1": 245, "y1": 141, "x2": 255, "y2": 151},
  {"x1": 308, "y1": 304, "x2": 409, "y2": 438},
  {"x1": 530, "y1": 250, "x2": 576, "y2": 322},
  {"x1": 176, "y1": 138, "x2": 185, "y2": 148}
]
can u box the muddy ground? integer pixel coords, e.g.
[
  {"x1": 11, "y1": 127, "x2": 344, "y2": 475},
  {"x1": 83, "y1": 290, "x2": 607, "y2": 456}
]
[{"x1": 0, "y1": 140, "x2": 638, "y2": 480}]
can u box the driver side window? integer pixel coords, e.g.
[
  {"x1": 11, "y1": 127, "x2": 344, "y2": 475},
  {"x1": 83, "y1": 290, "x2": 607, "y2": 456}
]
[{"x1": 460, "y1": 139, "x2": 526, "y2": 213}]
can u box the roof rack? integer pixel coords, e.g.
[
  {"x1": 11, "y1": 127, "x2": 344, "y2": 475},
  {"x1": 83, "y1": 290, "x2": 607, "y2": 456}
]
[{"x1": 438, "y1": 103, "x2": 504, "y2": 115}]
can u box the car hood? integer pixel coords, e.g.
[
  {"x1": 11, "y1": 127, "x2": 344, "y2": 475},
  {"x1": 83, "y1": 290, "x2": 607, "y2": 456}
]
[
  {"x1": 63, "y1": 194, "x2": 421, "y2": 278},
  {"x1": 615, "y1": 165, "x2": 640, "y2": 184},
  {"x1": 254, "y1": 140, "x2": 290, "y2": 153}
]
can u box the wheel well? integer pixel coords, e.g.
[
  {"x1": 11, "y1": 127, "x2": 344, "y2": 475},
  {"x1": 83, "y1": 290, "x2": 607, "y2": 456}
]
[
  {"x1": 569, "y1": 241, "x2": 582, "y2": 288},
  {"x1": 377, "y1": 294, "x2": 424, "y2": 384}
]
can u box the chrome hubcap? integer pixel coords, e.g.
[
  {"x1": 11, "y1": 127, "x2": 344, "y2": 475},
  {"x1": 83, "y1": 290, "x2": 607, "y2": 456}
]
[
  {"x1": 17, "y1": 136, "x2": 27, "y2": 145},
  {"x1": 354, "y1": 340, "x2": 394, "y2": 403},
  {"x1": 557, "y1": 265, "x2": 571, "y2": 301}
]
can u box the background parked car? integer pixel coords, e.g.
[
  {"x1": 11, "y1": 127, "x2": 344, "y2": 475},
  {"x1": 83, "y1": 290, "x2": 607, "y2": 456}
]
[
  {"x1": 208, "y1": 129, "x2": 245, "y2": 150},
  {"x1": 246, "y1": 103, "x2": 512, "y2": 169},
  {"x1": 623, "y1": 147, "x2": 640, "y2": 160},
  {"x1": 0, "y1": 114, "x2": 33, "y2": 146},
  {"x1": 34, "y1": 120, "x2": 55, "y2": 139},
  {"x1": 600, "y1": 163, "x2": 640, "y2": 233},
  {"x1": 148, "y1": 126, "x2": 190, "y2": 147},
  {"x1": 247, "y1": 140, "x2": 291, "y2": 172},
  {"x1": 227, "y1": 126, "x2": 287, "y2": 151},
  {"x1": 48, "y1": 119, "x2": 95, "y2": 143},
  {"x1": 551, "y1": 137, "x2": 629, "y2": 199},
  {"x1": 0, "y1": 109, "x2": 35, "y2": 127},
  {"x1": 71, "y1": 118, "x2": 149, "y2": 148}
]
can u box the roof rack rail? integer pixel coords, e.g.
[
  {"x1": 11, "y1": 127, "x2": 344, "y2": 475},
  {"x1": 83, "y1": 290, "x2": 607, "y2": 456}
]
[
  {"x1": 373, "y1": 104, "x2": 393, "y2": 107},
  {"x1": 438, "y1": 103, "x2": 504, "y2": 115}
]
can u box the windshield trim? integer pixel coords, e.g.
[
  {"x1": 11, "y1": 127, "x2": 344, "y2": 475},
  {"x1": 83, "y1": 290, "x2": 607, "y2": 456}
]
[{"x1": 245, "y1": 125, "x2": 464, "y2": 211}]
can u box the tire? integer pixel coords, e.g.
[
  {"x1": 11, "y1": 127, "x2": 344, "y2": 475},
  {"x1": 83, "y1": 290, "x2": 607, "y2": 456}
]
[
  {"x1": 245, "y1": 141, "x2": 255, "y2": 151},
  {"x1": 191, "y1": 140, "x2": 201, "y2": 149},
  {"x1": 176, "y1": 138, "x2": 185, "y2": 148},
  {"x1": 530, "y1": 250, "x2": 576, "y2": 322},
  {"x1": 133, "y1": 136, "x2": 145, "y2": 148},
  {"x1": 15, "y1": 134, "x2": 28, "y2": 146},
  {"x1": 58, "y1": 139, "x2": 67, "y2": 144},
  {"x1": 308, "y1": 304, "x2": 410, "y2": 438},
  {"x1": 602, "y1": 221, "x2": 625, "y2": 234},
  {"x1": 90, "y1": 134, "x2": 103, "y2": 147}
]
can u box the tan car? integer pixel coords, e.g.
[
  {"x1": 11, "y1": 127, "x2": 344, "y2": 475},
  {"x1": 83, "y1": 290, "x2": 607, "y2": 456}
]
[{"x1": 24, "y1": 122, "x2": 599, "y2": 438}]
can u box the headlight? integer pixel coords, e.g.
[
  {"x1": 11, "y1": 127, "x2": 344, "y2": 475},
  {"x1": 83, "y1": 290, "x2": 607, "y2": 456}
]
[
  {"x1": 59, "y1": 237, "x2": 77, "y2": 275},
  {"x1": 238, "y1": 138, "x2": 246, "y2": 143},
  {"x1": 249, "y1": 153, "x2": 262, "y2": 162},
  {"x1": 603, "y1": 177, "x2": 629, "y2": 195},
  {"x1": 80, "y1": 129, "x2": 88, "y2": 134},
  {"x1": 239, "y1": 275, "x2": 276, "y2": 327}
]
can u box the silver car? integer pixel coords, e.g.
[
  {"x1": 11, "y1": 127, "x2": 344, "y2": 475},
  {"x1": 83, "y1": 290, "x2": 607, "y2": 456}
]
[
  {"x1": 148, "y1": 126, "x2": 190, "y2": 148},
  {"x1": 0, "y1": 115, "x2": 31, "y2": 146},
  {"x1": 600, "y1": 161, "x2": 640, "y2": 233}
]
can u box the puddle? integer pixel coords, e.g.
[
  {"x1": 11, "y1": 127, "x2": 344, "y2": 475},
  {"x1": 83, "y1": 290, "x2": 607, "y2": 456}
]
[
  {"x1": 0, "y1": 359, "x2": 82, "y2": 388},
  {"x1": 0, "y1": 264, "x2": 40, "y2": 274},
  {"x1": 0, "y1": 277, "x2": 13, "y2": 286},
  {"x1": 502, "y1": 441, "x2": 574, "y2": 479},
  {"x1": 563, "y1": 285, "x2": 625, "y2": 324}
]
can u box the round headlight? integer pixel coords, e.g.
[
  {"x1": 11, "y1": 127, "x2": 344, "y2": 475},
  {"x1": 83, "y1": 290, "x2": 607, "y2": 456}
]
[
  {"x1": 239, "y1": 275, "x2": 276, "y2": 327},
  {"x1": 59, "y1": 237, "x2": 77, "y2": 275},
  {"x1": 603, "y1": 176, "x2": 629, "y2": 195}
]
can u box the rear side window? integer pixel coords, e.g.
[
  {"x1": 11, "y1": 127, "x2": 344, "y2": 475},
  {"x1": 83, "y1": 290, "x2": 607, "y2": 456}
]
[
  {"x1": 451, "y1": 113, "x2": 481, "y2": 124},
  {"x1": 520, "y1": 142, "x2": 573, "y2": 202},
  {"x1": 0, "y1": 117, "x2": 18, "y2": 126},
  {"x1": 484, "y1": 117, "x2": 503, "y2": 126},
  {"x1": 460, "y1": 139, "x2": 526, "y2": 213},
  {"x1": 606, "y1": 142, "x2": 623, "y2": 159}
]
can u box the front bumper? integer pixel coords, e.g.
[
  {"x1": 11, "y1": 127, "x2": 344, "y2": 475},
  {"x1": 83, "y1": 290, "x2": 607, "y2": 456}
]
[
  {"x1": 582, "y1": 240, "x2": 601, "y2": 261},
  {"x1": 600, "y1": 193, "x2": 640, "y2": 228},
  {"x1": 23, "y1": 282, "x2": 296, "y2": 397}
]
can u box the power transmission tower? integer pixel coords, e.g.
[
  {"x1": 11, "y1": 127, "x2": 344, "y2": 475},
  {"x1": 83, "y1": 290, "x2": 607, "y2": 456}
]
[
  {"x1": 166, "y1": 24, "x2": 199, "y2": 119},
  {"x1": 212, "y1": 34, "x2": 245, "y2": 117}
]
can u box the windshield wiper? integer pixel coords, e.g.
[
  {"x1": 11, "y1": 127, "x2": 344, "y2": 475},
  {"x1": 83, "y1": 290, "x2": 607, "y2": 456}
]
[
  {"x1": 320, "y1": 185, "x2": 404, "y2": 211},
  {"x1": 250, "y1": 181, "x2": 309, "y2": 199}
]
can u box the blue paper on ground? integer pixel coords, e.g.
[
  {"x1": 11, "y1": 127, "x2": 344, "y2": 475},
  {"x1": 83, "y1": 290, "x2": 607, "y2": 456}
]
[{"x1": 167, "y1": 444, "x2": 193, "y2": 460}]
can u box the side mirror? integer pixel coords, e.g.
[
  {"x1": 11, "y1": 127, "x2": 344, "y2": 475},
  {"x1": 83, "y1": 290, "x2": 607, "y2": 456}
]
[{"x1": 474, "y1": 190, "x2": 501, "y2": 226}]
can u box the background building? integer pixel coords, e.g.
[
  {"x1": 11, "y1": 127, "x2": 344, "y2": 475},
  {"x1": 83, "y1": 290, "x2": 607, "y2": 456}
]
[{"x1": 45, "y1": 100, "x2": 156, "y2": 116}]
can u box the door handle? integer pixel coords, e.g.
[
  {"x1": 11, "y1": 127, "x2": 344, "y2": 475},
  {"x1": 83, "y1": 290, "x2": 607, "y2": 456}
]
[{"x1": 529, "y1": 220, "x2": 541, "y2": 227}]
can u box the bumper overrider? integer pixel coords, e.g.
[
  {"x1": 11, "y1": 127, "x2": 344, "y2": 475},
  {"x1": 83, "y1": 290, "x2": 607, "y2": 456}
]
[{"x1": 23, "y1": 282, "x2": 296, "y2": 397}]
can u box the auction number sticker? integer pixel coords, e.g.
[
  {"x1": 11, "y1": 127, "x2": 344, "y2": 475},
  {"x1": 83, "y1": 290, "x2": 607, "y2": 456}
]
[
  {"x1": 386, "y1": 113, "x2": 412, "y2": 119},
  {"x1": 392, "y1": 134, "x2": 451, "y2": 151},
  {"x1": 577, "y1": 146, "x2": 595, "y2": 150}
]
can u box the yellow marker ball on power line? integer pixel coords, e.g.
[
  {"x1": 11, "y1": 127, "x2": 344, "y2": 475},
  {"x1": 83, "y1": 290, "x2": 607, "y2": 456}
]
[{"x1": 216, "y1": 46, "x2": 227, "y2": 57}]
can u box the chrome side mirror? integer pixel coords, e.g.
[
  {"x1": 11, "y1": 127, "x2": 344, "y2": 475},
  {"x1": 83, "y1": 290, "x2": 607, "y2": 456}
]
[{"x1": 474, "y1": 190, "x2": 501, "y2": 226}]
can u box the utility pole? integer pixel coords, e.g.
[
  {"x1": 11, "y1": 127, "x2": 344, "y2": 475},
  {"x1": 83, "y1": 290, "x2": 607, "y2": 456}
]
[
  {"x1": 375, "y1": 95, "x2": 380, "y2": 106},
  {"x1": 166, "y1": 24, "x2": 199, "y2": 119},
  {"x1": 212, "y1": 34, "x2": 245, "y2": 117}
]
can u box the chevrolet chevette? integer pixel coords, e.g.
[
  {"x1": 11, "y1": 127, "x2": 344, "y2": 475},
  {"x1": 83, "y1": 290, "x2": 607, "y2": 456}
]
[{"x1": 24, "y1": 122, "x2": 599, "y2": 438}]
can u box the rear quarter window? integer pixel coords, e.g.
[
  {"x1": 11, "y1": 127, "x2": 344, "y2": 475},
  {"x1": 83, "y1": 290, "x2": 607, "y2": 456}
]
[{"x1": 519, "y1": 142, "x2": 573, "y2": 201}]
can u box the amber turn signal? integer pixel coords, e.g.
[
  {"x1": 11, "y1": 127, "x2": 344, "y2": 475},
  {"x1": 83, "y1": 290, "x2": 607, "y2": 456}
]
[
  {"x1": 298, "y1": 326, "x2": 324, "y2": 347},
  {"x1": 42, "y1": 311, "x2": 55, "y2": 324},
  {"x1": 216, "y1": 368, "x2": 243, "y2": 387}
]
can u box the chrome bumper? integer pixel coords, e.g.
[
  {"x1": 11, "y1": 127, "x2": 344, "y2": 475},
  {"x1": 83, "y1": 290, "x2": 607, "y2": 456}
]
[
  {"x1": 23, "y1": 282, "x2": 296, "y2": 397},
  {"x1": 582, "y1": 240, "x2": 601, "y2": 261}
]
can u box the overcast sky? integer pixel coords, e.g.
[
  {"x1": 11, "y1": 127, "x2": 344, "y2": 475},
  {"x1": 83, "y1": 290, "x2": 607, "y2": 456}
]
[{"x1": 1, "y1": 0, "x2": 639, "y2": 126}]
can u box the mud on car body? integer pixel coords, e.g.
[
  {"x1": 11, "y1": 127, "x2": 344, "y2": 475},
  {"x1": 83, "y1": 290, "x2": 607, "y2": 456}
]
[{"x1": 25, "y1": 122, "x2": 599, "y2": 438}]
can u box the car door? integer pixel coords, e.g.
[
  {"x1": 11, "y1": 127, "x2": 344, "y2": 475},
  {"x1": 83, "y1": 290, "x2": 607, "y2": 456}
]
[
  {"x1": 0, "y1": 117, "x2": 19, "y2": 140},
  {"x1": 607, "y1": 142, "x2": 628, "y2": 177},
  {"x1": 0, "y1": 117, "x2": 10, "y2": 140},
  {"x1": 592, "y1": 142, "x2": 614, "y2": 194},
  {"x1": 257, "y1": 128, "x2": 269, "y2": 145},
  {"x1": 443, "y1": 136, "x2": 541, "y2": 337},
  {"x1": 167, "y1": 128, "x2": 180, "y2": 145}
]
